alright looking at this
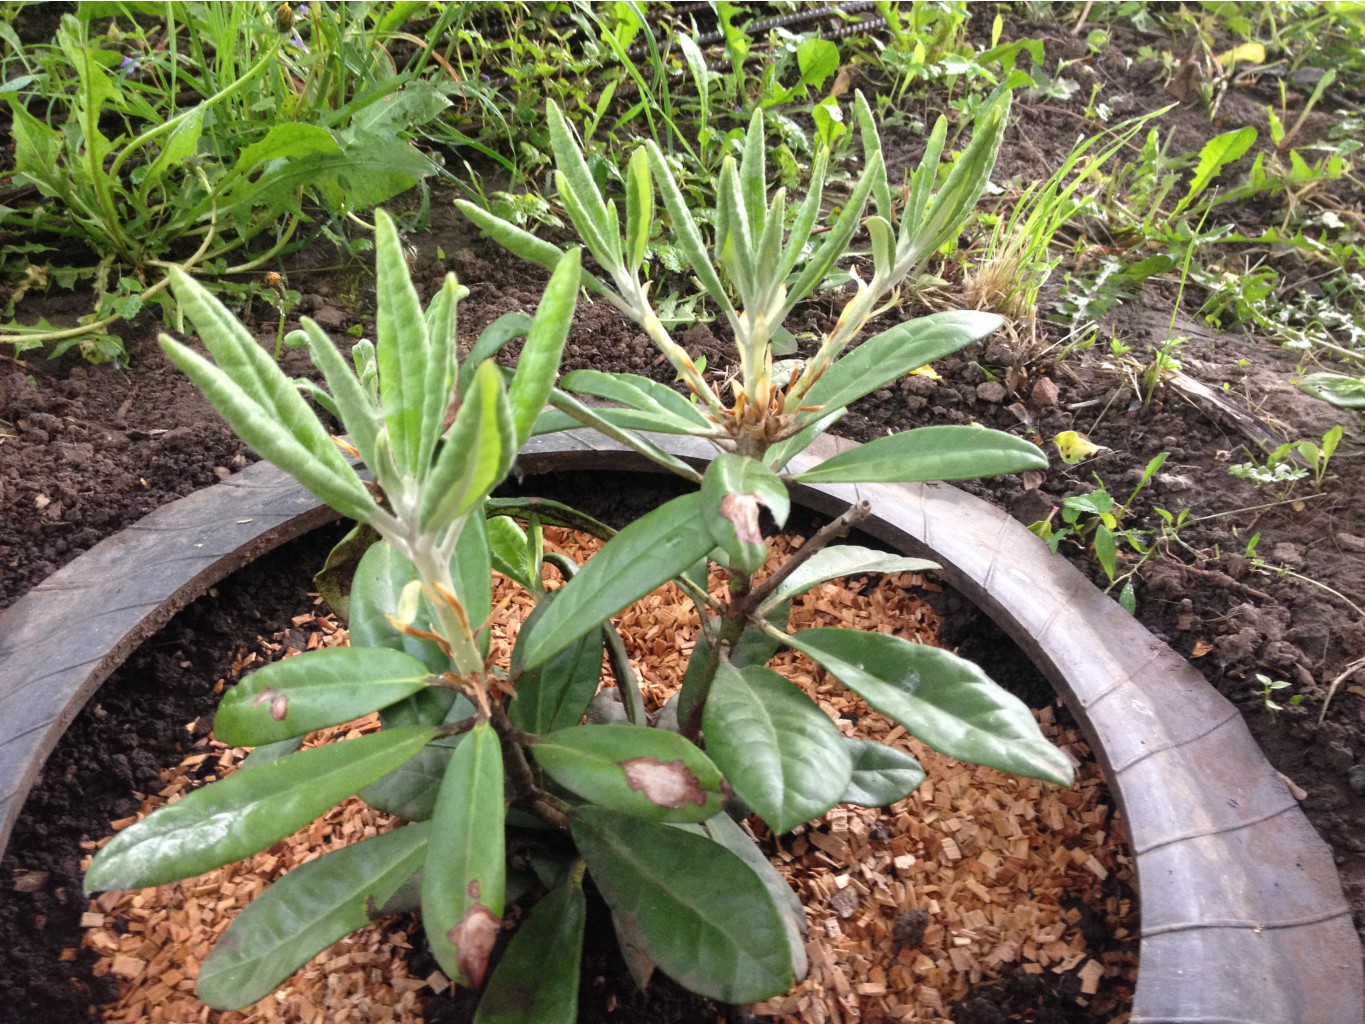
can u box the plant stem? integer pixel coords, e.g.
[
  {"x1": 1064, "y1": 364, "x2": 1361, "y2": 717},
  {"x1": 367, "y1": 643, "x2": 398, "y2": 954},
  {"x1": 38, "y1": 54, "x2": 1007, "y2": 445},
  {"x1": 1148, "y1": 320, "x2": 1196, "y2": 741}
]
[
  {"x1": 745, "y1": 500, "x2": 873, "y2": 616},
  {"x1": 491, "y1": 704, "x2": 570, "y2": 830}
]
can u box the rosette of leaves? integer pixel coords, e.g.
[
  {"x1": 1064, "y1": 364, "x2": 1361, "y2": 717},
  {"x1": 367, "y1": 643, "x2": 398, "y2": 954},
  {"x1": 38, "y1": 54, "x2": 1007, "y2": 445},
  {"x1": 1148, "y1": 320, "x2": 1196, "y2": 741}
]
[{"x1": 86, "y1": 93, "x2": 1073, "y2": 1022}]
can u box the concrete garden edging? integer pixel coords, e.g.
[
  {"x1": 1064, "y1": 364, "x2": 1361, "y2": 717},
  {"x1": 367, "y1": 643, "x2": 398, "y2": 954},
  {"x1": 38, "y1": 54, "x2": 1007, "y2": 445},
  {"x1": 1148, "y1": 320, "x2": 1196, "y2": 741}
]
[{"x1": 1, "y1": 428, "x2": 1360, "y2": 1023}]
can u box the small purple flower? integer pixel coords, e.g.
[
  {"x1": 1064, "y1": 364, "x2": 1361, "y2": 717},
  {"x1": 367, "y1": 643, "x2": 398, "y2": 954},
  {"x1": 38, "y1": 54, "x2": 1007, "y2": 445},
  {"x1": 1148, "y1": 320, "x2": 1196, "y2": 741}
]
[
  {"x1": 289, "y1": 34, "x2": 309, "y2": 54},
  {"x1": 119, "y1": 55, "x2": 139, "y2": 75}
]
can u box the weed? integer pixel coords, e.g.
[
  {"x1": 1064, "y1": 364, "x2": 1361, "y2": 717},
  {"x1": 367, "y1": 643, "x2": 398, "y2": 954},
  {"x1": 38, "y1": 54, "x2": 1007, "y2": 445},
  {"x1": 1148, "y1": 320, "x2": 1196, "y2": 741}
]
[{"x1": 1253, "y1": 672, "x2": 1305, "y2": 712}]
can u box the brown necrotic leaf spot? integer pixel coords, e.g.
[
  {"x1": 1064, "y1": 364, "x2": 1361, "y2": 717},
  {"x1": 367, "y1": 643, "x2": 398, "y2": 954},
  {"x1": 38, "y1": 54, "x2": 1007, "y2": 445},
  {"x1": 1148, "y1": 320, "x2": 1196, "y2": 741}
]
[
  {"x1": 620, "y1": 756, "x2": 707, "y2": 809},
  {"x1": 447, "y1": 904, "x2": 500, "y2": 988}
]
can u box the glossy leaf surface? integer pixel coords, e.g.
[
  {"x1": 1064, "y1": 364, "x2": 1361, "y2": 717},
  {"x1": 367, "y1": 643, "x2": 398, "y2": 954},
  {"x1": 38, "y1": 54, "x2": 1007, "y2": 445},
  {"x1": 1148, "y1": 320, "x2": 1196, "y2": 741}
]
[
  {"x1": 787, "y1": 629, "x2": 1074, "y2": 785},
  {"x1": 700, "y1": 453, "x2": 789, "y2": 575},
  {"x1": 703, "y1": 663, "x2": 851, "y2": 834},
  {"x1": 841, "y1": 739, "x2": 926, "y2": 806},
  {"x1": 534, "y1": 724, "x2": 726, "y2": 822},
  {"x1": 86, "y1": 726, "x2": 439, "y2": 892},
  {"x1": 758, "y1": 545, "x2": 939, "y2": 614},
  {"x1": 508, "y1": 614, "x2": 605, "y2": 735},
  {"x1": 514, "y1": 493, "x2": 711, "y2": 671},
  {"x1": 349, "y1": 541, "x2": 448, "y2": 673},
  {"x1": 422, "y1": 722, "x2": 505, "y2": 987},
  {"x1": 572, "y1": 807, "x2": 795, "y2": 1003},
  {"x1": 198, "y1": 823, "x2": 429, "y2": 1009},
  {"x1": 474, "y1": 878, "x2": 586, "y2": 1024},
  {"x1": 214, "y1": 647, "x2": 433, "y2": 746},
  {"x1": 791, "y1": 425, "x2": 1046, "y2": 484}
]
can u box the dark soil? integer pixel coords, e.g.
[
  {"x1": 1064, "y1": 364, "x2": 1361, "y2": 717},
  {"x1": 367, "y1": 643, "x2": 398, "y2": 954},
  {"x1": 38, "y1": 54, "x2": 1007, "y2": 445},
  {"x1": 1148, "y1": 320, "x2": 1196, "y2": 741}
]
[{"x1": 2, "y1": 7, "x2": 1362, "y2": 1023}]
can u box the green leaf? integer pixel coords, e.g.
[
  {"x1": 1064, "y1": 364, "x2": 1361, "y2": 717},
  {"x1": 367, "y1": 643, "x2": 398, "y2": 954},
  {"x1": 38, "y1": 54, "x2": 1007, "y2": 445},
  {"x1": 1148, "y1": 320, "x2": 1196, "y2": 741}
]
[
  {"x1": 424, "y1": 272, "x2": 467, "y2": 458},
  {"x1": 700, "y1": 453, "x2": 789, "y2": 575},
  {"x1": 547, "y1": 100, "x2": 621, "y2": 271},
  {"x1": 738, "y1": 107, "x2": 768, "y2": 241},
  {"x1": 422, "y1": 722, "x2": 505, "y2": 987},
  {"x1": 759, "y1": 545, "x2": 939, "y2": 614},
  {"x1": 420, "y1": 360, "x2": 515, "y2": 530},
  {"x1": 791, "y1": 311, "x2": 1004, "y2": 427},
  {"x1": 234, "y1": 122, "x2": 340, "y2": 172},
  {"x1": 560, "y1": 369, "x2": 714, "y2": 432},
  {"x1": 214, "y1": 648, "x2": 434, "y2": 747},
  {"x1": 1298, "y1": 372, "x2": 1365, "y2": 409},
  {"x1": 299, "y1": 320, "x2": 381, "y2": 474},
  {"x1": 624, "y1": 146, "x2": 654, "y2": 274},
  {"x1": 700, "y1": 814, "x2": 807, "y2": 966},
  {"x1": 460, "y1": 311, "x2": 531, "y2": 397},
  {"x1": 509, "y1": 248, "x2": 580, "y2": 447},
  {"x1": 349, "y1": 541, "x2": 449, "y2": 673},
  {"x1": 373, "y1": 209, "x2": 433, "y2": 474},
  {"x1": 704, "y1": 663, "x2": 852, "y2": 833},
  {"x1": 646, "y1": 141, "x2": 736, "y2": 318},
  {"x1": 792, "y1": 425, "x2": 1046, "y2": 484},
  {"x1": 716, "y1": 156, "x2": 757, "y2": 301},
  {"x1": 159, "y1": 274, "x2": 375, "y2": 523},
  {"x1": 475, "y1": 878, "x2": 586, "y2": 1024},
  {"x1": 509, "y1": 603, "x2": 605, "y2": 735},
  {"x1": 313, "y1": 521, "x2": 380, "y2": 622},
  {"x1": 1093, "y1": 523, "x2": 1117, "y2": 582},
  {"x1": 783, "y1": 147, "x2": 882, "y2": 317},
  {"x1": 1175, "y1": 125, "x2": 1257, "y2": 215},
  {"x1": 197, "y1": 823, "x2": 429, "y2": 1010},
  {"x1": 534, "y1": 724, "x2": 725, "y2": 822},
  {"x1": 786, "y1": 628, "x2": 1074, "y2": 785},
  {"x1": 455, "y1": 199, "x2": 613, "y2": 298},
  {"x1": 86, "y1": 726, "x2": 440, "y2": 892},
  {"x1": 144, "y1": 106, "x2": 203, "y2": 188},
  {"x1": 841, "y1": 739, "x2": 926, "y2": 806},
  {"x1": 453, "y1": 505, "x2": 494, "y2": 658},
  {"x1": 514, "y1": 493, "x2": 712, "y2": 670},
  {"x1": 572, "y1": 807, "x2": 796, "y2": 1002}
]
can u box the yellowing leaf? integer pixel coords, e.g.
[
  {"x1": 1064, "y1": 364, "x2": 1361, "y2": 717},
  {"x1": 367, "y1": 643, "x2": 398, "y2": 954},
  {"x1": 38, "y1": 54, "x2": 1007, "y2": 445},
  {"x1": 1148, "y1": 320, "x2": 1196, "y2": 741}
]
[
  {"x1": 910, "y1": 364, "x2": 942, "y2": 380},
  {"x1": 1053, "y1": 430, "x2": 1108, "y2": 465},
  {"x1": 1191, "y1": 639, "x2": 1214, "y2": 658},
  {"x1": 1217, "y1": 42, "x2": 1265, "y2": 68}
]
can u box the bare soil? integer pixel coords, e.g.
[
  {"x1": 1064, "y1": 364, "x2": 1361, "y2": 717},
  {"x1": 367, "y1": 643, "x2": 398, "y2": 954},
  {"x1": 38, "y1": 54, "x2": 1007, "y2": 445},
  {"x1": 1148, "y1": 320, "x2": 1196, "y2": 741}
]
[{"x1": 1, "y1": 9, "x2": 1362, "y2": 1022}]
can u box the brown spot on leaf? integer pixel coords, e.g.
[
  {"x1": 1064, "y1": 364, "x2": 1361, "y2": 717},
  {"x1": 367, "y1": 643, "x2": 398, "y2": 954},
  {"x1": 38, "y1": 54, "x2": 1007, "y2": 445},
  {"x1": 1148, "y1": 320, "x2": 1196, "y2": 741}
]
[
  {"x1": 447, "y1": 904, "x2": 500, "y2": 987},
  {"x1": 269, "y1": 694, "x2": 289, "y2": 721},
  {"x1": 720, "y1": 493, "x2": 762, "y2": 544},
  {"x1": 251, "y1": 687, "x2": 278, "y2": 709},
  {"x1": 620, "y1": 757, "x2": 707, "y2": 809}
]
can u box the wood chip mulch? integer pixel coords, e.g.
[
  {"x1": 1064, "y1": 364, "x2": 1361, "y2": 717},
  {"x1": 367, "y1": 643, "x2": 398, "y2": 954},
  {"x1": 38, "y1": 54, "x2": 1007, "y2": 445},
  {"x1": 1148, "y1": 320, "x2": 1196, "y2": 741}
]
[{"x1": 83, "y1": 529, "x2": 1136, "y2": 1024}]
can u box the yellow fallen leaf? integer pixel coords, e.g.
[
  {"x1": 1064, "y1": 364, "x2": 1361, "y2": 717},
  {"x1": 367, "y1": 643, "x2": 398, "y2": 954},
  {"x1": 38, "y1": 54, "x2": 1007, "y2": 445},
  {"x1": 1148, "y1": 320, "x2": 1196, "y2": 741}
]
[
  {"x1": 910, "y1": 364, "x2": 942, "y2": 380},
  {"x1": 1053, "y1": 430, "x2": 1108, "y2": 465},
  {"x1": 1217, "y1": 41, "x2": 1265, "y2": 67}
]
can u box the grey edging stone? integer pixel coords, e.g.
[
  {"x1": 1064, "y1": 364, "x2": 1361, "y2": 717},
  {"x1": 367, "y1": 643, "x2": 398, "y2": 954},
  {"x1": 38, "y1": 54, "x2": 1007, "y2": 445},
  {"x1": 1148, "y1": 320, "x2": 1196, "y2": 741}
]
[{"x1": 0, "y1": 428, "x2": 1360, "y2": 1023}]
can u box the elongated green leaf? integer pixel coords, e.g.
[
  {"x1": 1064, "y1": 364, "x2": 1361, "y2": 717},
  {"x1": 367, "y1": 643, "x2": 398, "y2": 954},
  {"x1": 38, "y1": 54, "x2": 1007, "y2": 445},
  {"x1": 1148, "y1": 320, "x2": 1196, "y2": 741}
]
[
  {"x1": 487, "y1": 516, "x2": 533, "y2": 588},
  {"x1": 1175, "y1": 125, "x2": 1257, "y2": 215},
  {"x1": 547, "y1": 100, "x2": 621, "y2": 271},
  {"x1": 86, "y1": 726, "x2": 440, "y2": 892},
  {"x1": 739, "y1": 107, "x2": 768, "y2": 240},
  {"x1": 361, "y1": 733, "x2": 464, "y2": 822},
  {"x1": 786, "y1": 629, "x2": 1074, "y2": 785},
  {"x1": 509, "y1": 248, "x2": 580, "y2": 447},
  {"x1": 453, "y1": 504, "x2": 493, "y2": 658},
  {"x1": 460, "y1": 311, "x2": 531, "y2": 397},
  {"x1": 775, "y1": 149, "x2": 829, "y2": 286},
  {"x1": 455, "y1": 200, "x2": 614, "y2": 297},
  {"x1": 704, "y1": 663, "x2": 851, "y2": 833},
  {"x1": 759, "y1": 545, "x2": 939, "y2": 614},
  {"x1": 349, "y1": 541, "x2": 449, "y2": 673},
  {"x1": 509, "y1": 604, "x2": 605, "y2": 735},
  {"x1": 783, "y1": 148, "x2": 882, "y2": 315},
  {"x1": 160, "y1": 270, "x2": 375, "y2": 522},
  {"x1": 145, "y1": 105, "x2": 203, "y2": 187},
  {"x1": 214, "y1": 648, "x2": 434, "y2": 746},
  {"x1": 841, "y1": 739, "x2": 926, "y2": 806},
  {"x1": 475, "y1": 878, "x2": 585, "y2": 1024},
  {"x1": 534, "y1": 724, "x2": 725, "y2": 822},
  {"x1": 701, "y1": 814, "x2": 807, "y2": 958},
  {"x1": 420, "y1": 359, "x2": 515, "y2": 529},
  {"x1": 373, "y1": 209, "x2": 431, "y2": 475},
  {"x1": 853, "y1": 91, "x2": 893, "y2": 222},
  {"x1": 624, "y1": 145, "x2": 653, "y2": 274},
  {"x1": 486, "y1": 497, "x2": 615, "y2": 539},
  {"x1": 533, "y1": 404, "x2": 709, "y2": 437},
  {"x1": 1298, "y1": 372, "x2": 1365, "y2": 409},
  {"x1": 572, "y1": 807, "x2": 795, "y2": 1002},
  {"x1": 792, "y1": 425, "x2": 1046, "y2": 484},
  {"x1": 717, "y1": 156, "x2": 757, "y2": 301},
  {"x1": 423, "y1": 273, "x2": 467, "y2": 469},
  {"x1": 646, "y1": 140, "x2": 736, "y2": 318},
  {"x1": 515, "y1": 493, "x2": 712, "y2": 670},
  {"x1": 793, "y1": 311, "x2": 1003, "y2": 426},
  {"x1": 299, "y1": 319, "x2": 381, "y2": 473},
  {"x1": 198, "y1": 823, "x2": 429, "y2": 1010},
  {"x1": 700, "y1": 453, "x2": 788, "y2": 575},
  {"x1": 422, "y1": 722, "x2": 505, "y2": 987},
  {"x1": 560, "y1": 369, "x2": 714, "y2": 430}
]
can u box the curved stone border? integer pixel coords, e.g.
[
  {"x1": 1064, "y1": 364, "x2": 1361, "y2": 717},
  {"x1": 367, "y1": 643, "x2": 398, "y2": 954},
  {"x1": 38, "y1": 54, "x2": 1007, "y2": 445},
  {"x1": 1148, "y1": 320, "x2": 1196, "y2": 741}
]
[{"x1": 1, "y1": 430, "x2": 1360, "y2": 1023}]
